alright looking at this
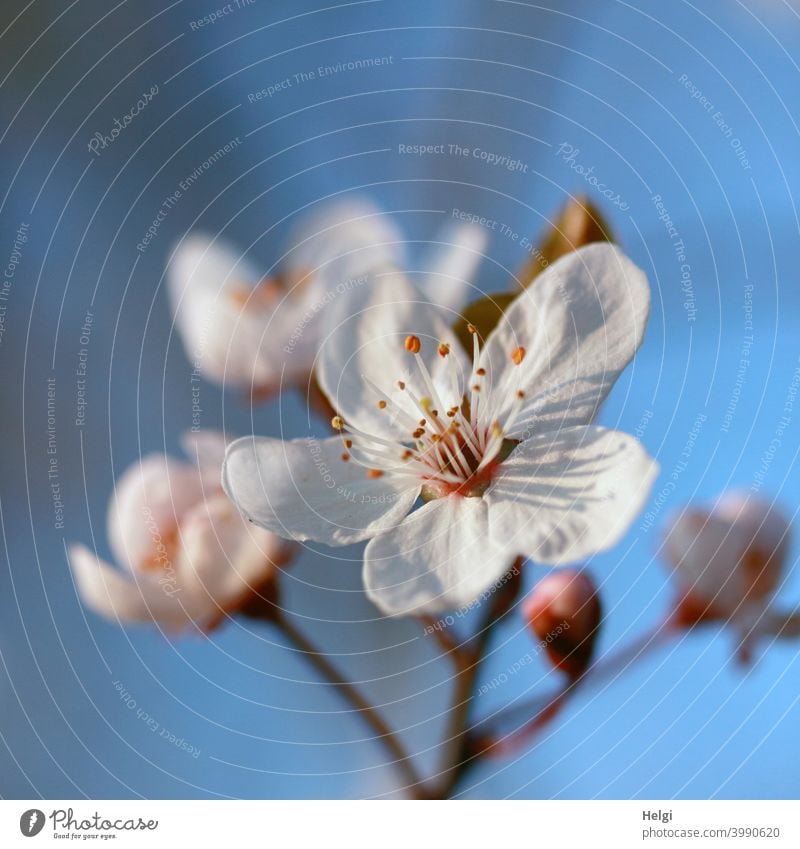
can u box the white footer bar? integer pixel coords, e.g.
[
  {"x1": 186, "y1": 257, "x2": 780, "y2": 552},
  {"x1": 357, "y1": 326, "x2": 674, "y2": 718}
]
[{"x1": 1, "y1": 800, "x2": 797, "y2": 848}]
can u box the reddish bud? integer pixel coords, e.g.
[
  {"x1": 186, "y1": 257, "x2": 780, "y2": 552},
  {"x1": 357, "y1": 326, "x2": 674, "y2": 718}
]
[{"x1": 523, "y1": 570, "x2": 602, "y2": 678}]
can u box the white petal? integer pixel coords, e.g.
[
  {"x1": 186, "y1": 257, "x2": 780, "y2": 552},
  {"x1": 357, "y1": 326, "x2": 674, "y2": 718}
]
[
  {"x1": 715, "y1": 491, "x2": 791, "y2": 553},
  {"x1": 479, "y1": 243, "x2": 650, "y2": 437},
  {"x1": 316, "y1": 271, "x2": 468, "y2": 440},
  {"x1": 169, "y1": 234, "x2": 262, "y2": 299},
  {"x1": 223, "y1": 436, "x2": 419, "y2": 545},
  {"x1": 286, "y1": 199, "x2": 405, "y2": 282},
  {"x1": 363, "y1": 496, "x2": 514, "y2": 617},
  {"x1": 180, "y1": 429, "x2": 228, "y2": 490},
  {"x1": 177, "y1": 493, "x2": 293, "y2": 608},
  {"x1": 484, "y1": 426, "x2": 658, "y2": 564},
  {"x1": 168, "y1": 234, "x2": 307, "y2": 389},
  {"x1": 68, "y1": 544, "x2": 204, "y2": 628},
  {"x1": 107, "y1": 454, "x2": 202, "y2": 573},
  {"x1": 420, "y1": 221, "x2": 487, "y2": 315},
  {"x1": 664, "y1": 494, "x2": 789, "y2": 618}
]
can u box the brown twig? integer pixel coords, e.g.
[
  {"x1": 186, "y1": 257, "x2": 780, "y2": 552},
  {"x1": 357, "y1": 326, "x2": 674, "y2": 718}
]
[
  {"x1": 472, "y1": 614, "x2": 678, "y2": 755},
  {"x1": 761, "y1": 608, "x2": 800, "y2": 639},
  {"x1": 420, "y1": 615, "x2": 472, "y2": 668},
  {"x1": 427, "y1": 559, "x2": 524, "y2": 798},
  {"x1": 273, "y1": 613, "x2": 430, "y2": 799},
  {"x1": 485, "y1": 605, "x2": 800, "y2": 753}
]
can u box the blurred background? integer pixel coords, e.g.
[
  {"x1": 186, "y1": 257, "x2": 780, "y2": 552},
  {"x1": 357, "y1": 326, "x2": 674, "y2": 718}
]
[{"x1": 1, "y1": 0, "x2": 799, "y2": 799}]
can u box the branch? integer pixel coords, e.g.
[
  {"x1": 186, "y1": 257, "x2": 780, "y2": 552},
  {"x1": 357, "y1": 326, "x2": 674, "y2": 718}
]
[
  {"x1": 761, "y1": 608, "x2": 800, "y2": 639},
  {"x1": 471, "y1": 615, "x2": 678, "y2": 755},
  {"x1": 428, "y1": 559, "x2": 524, "y2": 798}
]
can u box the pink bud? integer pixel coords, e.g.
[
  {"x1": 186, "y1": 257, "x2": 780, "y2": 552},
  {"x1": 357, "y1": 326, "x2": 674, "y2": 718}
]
[{"x1": 522, "y1": 570, "x2": 602, "y2": 678}]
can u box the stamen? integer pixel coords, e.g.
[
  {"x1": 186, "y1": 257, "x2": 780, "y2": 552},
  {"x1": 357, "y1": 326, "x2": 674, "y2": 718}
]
[
  {"x1": 348, "y1": 442, "x2": 447, "y2": 479},
  {"x1": 500, "y1": 389, "x2": 527, "y2": 436},
  {"x1": 404, "y1": 335, "x2": 421, "y2": 354},
  {"x1": 469, "y1": 328, "x2": 483, "y2": 436},
  {"x1": 362, "y1": 375, "x2": 419, "y2": 430},
  {"x1": 338, "y1": 317, "x2": 526, "y2": 497},
  {"x1": 412, "y1": 353, "x2": 448, "y2": 426},
  {"x1": 339, "y1": 420, "x2": 402, "y2": 449},
  {"x1": 405, "y1": 385, "x2": 447, "y2": 437},
  {"x1": 440, "y1": 440, "x2": 472, "y2": 479}
]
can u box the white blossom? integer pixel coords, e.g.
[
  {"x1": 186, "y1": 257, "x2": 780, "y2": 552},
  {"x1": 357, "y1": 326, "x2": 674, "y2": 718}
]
[{"x1": 224, "y1": 244, "x2": 657, "y2": 617}]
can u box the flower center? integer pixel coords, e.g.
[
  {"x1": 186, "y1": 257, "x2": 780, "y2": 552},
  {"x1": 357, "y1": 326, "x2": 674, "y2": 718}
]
[{"x1": 332, "y1": 327, "x2": 526, "y2": 499}]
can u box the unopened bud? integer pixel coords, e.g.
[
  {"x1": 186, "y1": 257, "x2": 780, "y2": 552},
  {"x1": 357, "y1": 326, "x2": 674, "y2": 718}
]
[{"x1": 523, "y1": 570, "x2": 602, "y2": 678}]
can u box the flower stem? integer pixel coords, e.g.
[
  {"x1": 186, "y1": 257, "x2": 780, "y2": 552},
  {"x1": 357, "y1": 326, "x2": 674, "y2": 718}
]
[
  {"x1": 273, "y1": 613, "x2": 429, "y2": 799},
  {"x1": 761, "y1": 608, "x2": 800, "y2": 638},
  {"x1": 420, "y1": 615, "x2": 473, "y2": 667},
  {"x1": 427, "y1": 559, "x2": 524, "y2": 798}
]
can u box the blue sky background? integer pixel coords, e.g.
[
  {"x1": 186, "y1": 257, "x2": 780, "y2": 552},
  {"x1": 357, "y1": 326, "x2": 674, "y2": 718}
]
[{"x1": 0, "y1": 0, "x2": 799, "y2": 799}]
